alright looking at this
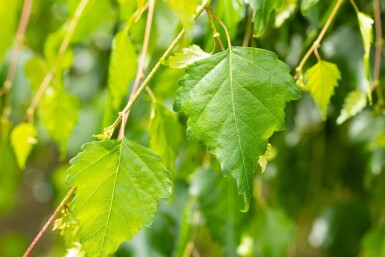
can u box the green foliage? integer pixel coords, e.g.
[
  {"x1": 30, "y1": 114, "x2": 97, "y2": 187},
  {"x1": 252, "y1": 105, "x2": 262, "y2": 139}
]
[
  {"x1": 0, "y1": 0, "x2": 19, "y2": 60},
  {"x1": 300, "y1": 0, "x2": 320, "y2": 14},
  {"x1": 148, "y1": 102, "x2": 182, "y2": 171},
  {"x1": 214, "y1": 0, "x2": 244, "y2": 38},
  {"x1": 108, "y1": 27, "x2": 137, "y2": 110},
  {"x1": 174, "y1": 47, "x2": 301, "y2": 211},
  {"x1": 361, "y1": 227, "x2": 385, "y2": 257},
  {"x1": 245, "y1": 0, "x2": 283, "y2": 37},
  {"x1": 41, "y1": 87, "x2": 80, "y2": 158},
  {"x1": 337, "y1": 90, "x2": 367, "y2": 124},
  {"x1": 10, "y1": 123, "x2": 37, "y2": 169},
  {"x1": 305, "y1": 60, "x2": 341, "y2": 119},
  {"x1": 66, "y1": 137, "x2": 172, "y2": 257},
  {"x1": 168, "y1": 0, "x2": 201, "y2": 30},
  {"x1": 162, "y1": 45, "x2": 210, "y2": 69}
]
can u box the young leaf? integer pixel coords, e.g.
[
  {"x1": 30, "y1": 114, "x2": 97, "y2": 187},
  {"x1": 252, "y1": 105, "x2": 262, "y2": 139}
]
[
  {"x1": 162, "y1": 45, "x2": 210, "y2": 69},
  {"x1": 174, "y1": 47, "x2": 301, "y2": 211},
  {"x1": 66, "y1": 137, "x2": 172, "y2": 257},
  {"x1": 245, "y1": 0, "x2": 283, "y2": 37},
  {"x1": 305, "y1": 60, "x2": 341, "y2": 120},
  {"x1": 191, "y1": 167, "x2": 244, "y2": 256},
  {"x1": 357, "y1": 12, "x2": 374, "y2": 101},
  {"x1": 168, "y1": 0, "x2": 201, "y2": 30},
  {"x1": 337, "y1": 91, "x2": 367, "y2": 124},
  {"x1": 108, "y1": 28, "x2": 137, "y2": 110},
  {"x1": 10, "y1": 123, "x2": 37, "y2": 169},
  {"x1": 24, "y1": 56, "x2": 49, "y2": 92},
  {"x1": 41, "y1": 87, "x2": 80, "y2": 158},
  {"x1": 149, "y1": 103, "x2": 182, "y2": 171},
  {"x1": 300, "y1": 0, "x2": 319, "y2": 14}
]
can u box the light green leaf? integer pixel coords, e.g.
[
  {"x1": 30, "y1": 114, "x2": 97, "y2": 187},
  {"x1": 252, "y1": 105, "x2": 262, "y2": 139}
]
[
  {"x1": 24, "y1": 56, "x2": 49, "y2": 92},
  {"x1": 162, "y1": 45, "x2": 210, "y2": 69},
  {"x1": 274, "y1": 0, "x2": 297, "y2": 28},
  {"x1": 10, "y1": 123, "x2": 37, "y2": 169},
  {"x1": 0, "y1": 0, "x2": 19, "y2": 60},
  {"x1": 174, "y1": 47, "x2": 301, "y2": 211},
  {"x1": 305, "y1": 60, "x2": 341, "y2": 120},
  {"x1": 300, "y1": 0, "x2": 319, "y2": 14},
  {"x1": 214, "y1": 0, "x2": 244, "y2": 38},
  {"x1": 41, "y1": 87, "x2": 80, "y2": 158},
  {"x1": 337, "y1": 91, "x2": 367, "y2": 124},
  {"x1": 357, "y1": 12, "x2": 374, "y2": 101},
  {"x1": 191, "y1": 167, "x2": 244, "y2": 256},
  {"x1": 108, "y1": 28, "x2": 137, "y2": 110},
  {"x1": 258, "y1": 143, "x2": 275, "y2": 173},
  {"x1": 361, "y1": 227, "x2": 385, "y2": 257},
  {"x1": 149, "y1": 103, "x2": 182, "y2": 171},
  {"x1": 246, "y1": 0, "x2": 283, "y2": 37},
  {"x1": 168, "y1": 0, "x2": 201, "y2": 30},
  {"x1": 66, "y1": 137, "x2": 172, "y2": 257}
]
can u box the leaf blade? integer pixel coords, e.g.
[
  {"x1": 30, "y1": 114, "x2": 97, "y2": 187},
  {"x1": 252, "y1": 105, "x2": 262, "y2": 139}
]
[{"x1": 10, "y1": 123, "x2": 37, "y2": 169}]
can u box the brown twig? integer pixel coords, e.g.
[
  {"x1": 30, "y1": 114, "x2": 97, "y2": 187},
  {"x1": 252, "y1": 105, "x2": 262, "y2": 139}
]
[
  {"x1": 373, "y1": 0, "x2": 384, "y2": 105},
  {"x1": 26, "y1": 0, "x2": 90, "y2": 123},
  {"x1": 118, "y1": 0, "x2": 156, "y2": 140},
  {"x1": 23, "y1": 187, "x2": 76, "y2": 257}
]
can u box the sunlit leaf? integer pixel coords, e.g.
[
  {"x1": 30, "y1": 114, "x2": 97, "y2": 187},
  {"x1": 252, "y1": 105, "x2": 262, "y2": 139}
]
[
  {"x1": 305, "y1": 60, "x2": 341, "y2": 120},
  {"x1": 274, "y1": 0, "x2": 297, "y2": 28},
  {"x1": 168, "y1": 0, "x2": 201, "y2": 30},
  {"x1": 10, "y1": 123, "x2": 37, "y2": 169},
  {"x1": 149, "y1": 103, "x2": 182, "y2": 171},
  {"x1": 24, "y1": 56, "x2": 49, "y2": 92},
  {"x1": 162, "y1": 45, "x2": 210, "y2": 69},
  {"x1": 108, "y1": 28, "x2": 137, "y2": 110},
  {"x1": 337, "y1": 91, "x2": 367, "y2": 124},
  {"x1": 174, "y1": 47, "x2": 301, "y2": 211},
  {"x1": 300, "y1": 0, "x2": 319, "y2": 14},
  {"x1": 66, "y1": 137, "x2": 172, "y2": 257},
  {"x1": 41, "y1": 87, "x2": 80, "y2": 158},
  {"x1": 0, "y1": 0, "x2": 19, "y2": 60}
]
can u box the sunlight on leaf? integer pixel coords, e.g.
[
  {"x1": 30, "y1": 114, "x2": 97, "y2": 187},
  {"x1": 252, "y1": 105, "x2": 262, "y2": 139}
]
[
  {"x1": 337, "y1": 91, "x2": 367, "y2": 124},
  {"x1": 10, "y1": 123, "x2": 37, "y2": 169},
  {"x1": 162, "y1": 45, "x2": 210, "y2": 69},
  {"x1": 168, "y1": 0, "x2": 201, "y2": 30}
]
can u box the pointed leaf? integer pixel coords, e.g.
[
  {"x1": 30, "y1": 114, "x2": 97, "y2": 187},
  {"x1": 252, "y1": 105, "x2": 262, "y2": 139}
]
[
  {"x1": 305, "y1": 60, "x2": 341, "y2": 120},
  {"x1": 245, "y1": 0, "x2": 283, "y2": 37},
  {"x1": 41, "y1": 87, "x2": 80, "y2": 158},
  {"x1": 191, "y1": 167, "x2": 244, "y2": 256},
  {"x1": 10, "y1": 123, "x2": 37, "y2": 169},
  {"x1": 174, "y1": 47, "x2": 301, "y2": 211},
  {"x1": 357, "y1": 12, "x2": 374, "y2": 100},
  {"x1": 337, "y1": 91, "x2": 367, "y2": 124},
  {"x1": 149, "y1": 103, "x2": 182, "y2": 170},
  {"x1": 108, "y1": 28, "x2": 137, "y2": 110},
  {"x1": 168, "y1": 0, "x2": 201, "y2": 30},
  {"x1": 162, "y1": 45, "x2": 210, "y2": 69},
  {"x1": 66, "y1": 137, "x2": 172, "y2": 257}
]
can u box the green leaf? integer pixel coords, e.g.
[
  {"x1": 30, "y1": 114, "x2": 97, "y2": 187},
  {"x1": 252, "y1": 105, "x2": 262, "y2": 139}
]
[
  {"x1": 162, "y1": 45, "x2": 210, "y2": 69},
  {"x1": 361, "y1": 227, "x2": 385, "y2": 257},
  {"x1": 0, "y1": 0, "x2": 19, "y2": 60},
  {"x1": 149, "y1": 103, "x2": 182, "y2": 171},
  {"x1": 300, "y1": 0, "x2": 319, "y2": 14},
  {"x1": 274, "y1": 0, "x2": 297, "y2": 28},
  {"x1": 337, "y1": 91, "x2": 367, "y2": 124},
  {"x1": 24, "y1": 56, "x2": 49, "y2": 92},
  {"x1": 168, "y1": 0, "x2": 201, "y2": 30},
  {"x1": 214, "y1": 0, "x2": 244, "y2": 38},
  {"x1": 357, "y1": 12, "x2": 374, "y2": 101},
  {"x1": 246, "y1": 0, "x2": 283, "y2": 37},
  {"x1": 174, "y1": 47, "x2": 301, "y2": 211},
  {"x1": 108, "y1": 28, "x2": 137, "y2": 110},
  {"x1": 66, "y1": 137, "x2": 172, "y2": 257},
  {"x1": 305, "y1": 60, "x2": 341, "y2": 120},
  {"x1": 41, "y1": 87, "x2": 80, "y2": 158},
  {"x1": 191, "y1": 167, "x2": 244, "y2": 256},
  {"x1": 10, "y1": 123, "x2": 37, "y2": 169}
]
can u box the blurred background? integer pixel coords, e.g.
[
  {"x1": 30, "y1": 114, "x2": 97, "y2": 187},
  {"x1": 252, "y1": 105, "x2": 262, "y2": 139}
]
[{"x1": 1, "y1": 0, "x2": 385, "y2": 256}]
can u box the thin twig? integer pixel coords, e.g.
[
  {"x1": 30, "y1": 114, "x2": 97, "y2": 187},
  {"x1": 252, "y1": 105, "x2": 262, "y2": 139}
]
[
  {"x1": 108, "y1": 0, "x2": 212, "y2": 133},
  {"x1": 206, "y1": 7, "x2": 225, "y2": 51},
  {"x1": 242, "y1": 6, "x2": 253, "y2": 47},
  {"x1": 0, "y1": 0, "x2": 33, "y2": 121},
  {"x1": 23, "y1": 187, "x2": 76, "y2": 257},
  {"x1": 26, "y1": 0, "x2": 90, "y2": 123},
  {"x1": 373, "y1": 0, "x2": 384, "y2": 105},
  {"x1": 118, "y1": 0, "x2": 156, "y2": 140},
  {"x1": 295, "y1": 0, "x2": 344, "y2": 78},
  {"x1": 212, "y1": 12, "x2": 232, "y2": 48}
]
